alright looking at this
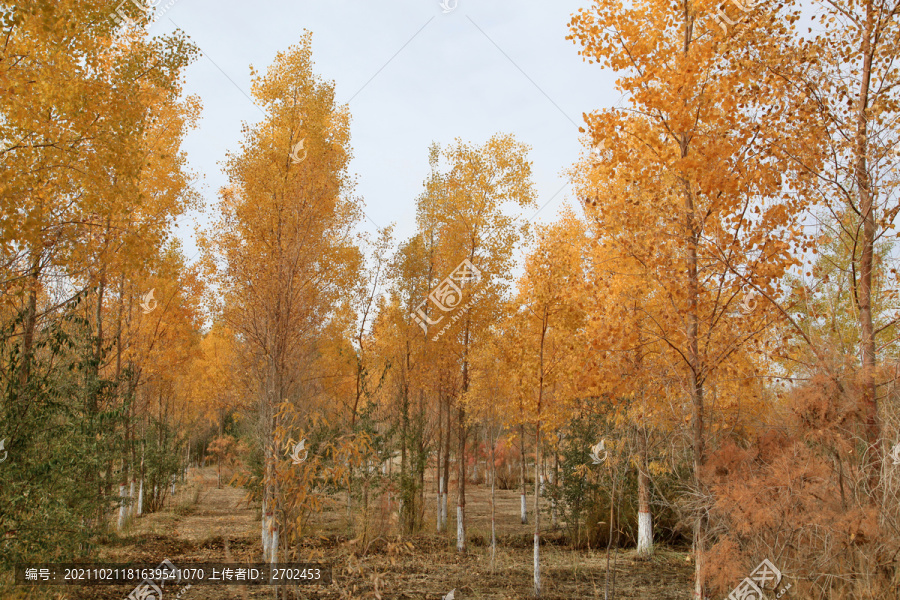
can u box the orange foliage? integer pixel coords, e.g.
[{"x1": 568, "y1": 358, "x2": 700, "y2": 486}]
[{"x1": 705, "y1": 373, "x2": 892, "y2": 599}]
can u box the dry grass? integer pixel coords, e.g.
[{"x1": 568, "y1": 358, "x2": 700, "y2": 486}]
[{"x1": 48, "y1": 468, "x2": 692, "y2": 599}]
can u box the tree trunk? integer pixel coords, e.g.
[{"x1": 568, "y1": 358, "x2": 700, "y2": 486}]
[
  {"x1": 456, "y1": 402, "x2": 466, "y2": 554},
  {"x1": 681, "y1": 119, "x2": 706, "y2": 599},
  {"x1": 401, "y1": 361, "x2": 410, "y2": 533},
  {"x1": 637, "y1": 426, "x2": 653, "y2": 558},
  {"x1": 437, "y1": 393, "x2": 444, "y2": 532},
  {"x1": 605, "y1": 471, "x2": 616, "y2": 600},
  {"x1": 16, "y1": 252, "x2": 40, "y2": 391},
  {"x1": 520, "y1": 423, "x2": 528, "y2": 524},
  {"x1": 262, "y1": 438, "x2": 277, "y2": 564},
  {"x1": 551, "y1": 446, "x2": 559, "y2": 529},
  {"x1": 853, "y1": 0, "x2": 881, "y2": 498},
  {"x1": 533, "y1": 308, "x2": 547, "y2": 598},
  {"x1": 457, "y1": 314, "x2": 472, "y2": 554},
  {"x1": 472, "y1": 449, "x2": 478, "y2": 482},
  {"x1": 137, "y1": 478, "x2": 144, "y2": 517},
  {"x1": 533, "y1": 425, "x2": 541, "y2": 598},
  {"x1": 418, "y1": 390, "x2": 427, "y2": 530},
  {"x1": 117, "y1": 484, "x2": 127, "y2": 531},
  {"x1": 442, "y1": 394, "x2": 451, "y2": 532},
  {"x1": 490, "y1": 430, "x2": 497, "y2": 571}
]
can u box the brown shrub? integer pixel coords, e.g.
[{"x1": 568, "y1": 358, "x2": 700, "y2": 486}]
[{"x1": 704, "y1": 373, "x2": 900, "y2": 599}]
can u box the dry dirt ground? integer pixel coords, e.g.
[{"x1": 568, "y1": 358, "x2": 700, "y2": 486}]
[{"x1": 32, "y1": 467, "x2": 693, "y2": 600}]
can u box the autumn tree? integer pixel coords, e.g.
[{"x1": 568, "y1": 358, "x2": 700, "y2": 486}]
[
  {"x1": 406, "y1": 134, "x2": 537, "y2": 553},
  {"x1": 201, "y1": 32, "x2": 362, "y2": 565},
  {"x1": 779, "y1": 0, "x2": 900, "y2": 495},
  {"x1": 569, "y1": 0, "x2": 822, "y2": 595},
  {"x1": 509, "y1": 212, "x2": 585, "y2": 596},
  {"x1": 0, "y1": 0, "x2": 201, "y2": 551}
]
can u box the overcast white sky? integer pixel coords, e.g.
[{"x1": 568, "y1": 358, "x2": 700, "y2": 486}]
[{"x1": 145, "y1": 0, "x2": 620, "y2": 264}]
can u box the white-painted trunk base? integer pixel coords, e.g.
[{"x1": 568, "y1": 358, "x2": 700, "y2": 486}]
[
  {"x1": 261, "y1": 512, "x2": 268, "y2": 557},
  {"x1": 440, "y1": 493, "x2": 447, "y2": 530},
  {"x1": 520, "y1": 494, "x2": 527, "y2": 524},
  {"x1": 270, "y1": 527, "x2": 278, "y2": 564},
  {"x1": 637, "y1": 510, "x2": 653, "y2": 557},
  {"x1": 456, "y1": 506, "x2": 464, "y2": 552},
  {"x1": 533, "y1": 534, "x2": 541, "y2": 597},
  {"x1": 261, "y1": 498, "x2": 271, "y2": 560},
  {"x1": 117, "y1": 484, "x2": 127, "y2": 531},
  {"x1": 137, "y1": 479, "x2": 144, "y2": 516}
]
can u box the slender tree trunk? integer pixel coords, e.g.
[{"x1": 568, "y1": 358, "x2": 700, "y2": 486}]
[
  {"x1": 520, "y1": 423, "x2": 528, "y2": 524},
  {"x1": 670, "y1": 12, "x2": 708, "y2": 597},
  {"x1": 437, "y1": 393, "x2": 444, "y2": 532},
  {"x1": 116, "y1": 274, "x2": 124, "y2": 380},
  {"x1": 551, "y1": 444, "x2": 559, "y2": 529},
  {"x1": 457, "y1": 315, "x2": 472, "y2": 554},
  {"x1": 117, "y1": 484, "x2": 127, "y2": 531},
  {"x1": 636, "y1": 426, "x2": 653, "y2": 558},
  {"x1": 472, "y1": 426, "x2": 479, "y2": 483},
  {"x1": 96, "y1": 270, "x2": 113, "y2": 526},
  {"x1": 853, "y1": 0, "x2": 881, "y2": 499},
  {"x1": 137, "y1": 478, "x2": 144, "y2": 517},
  {"x1": 679, "y1": 115, "x2": 706, "y2": 600},
  {"x1": 401, "y1": 351, "x2": 410, "y2": 533},
  {"x1": 128, "y1": 479, "x2": 135, "y2": 518},
  {"x1": 262, "y1": 359, "x2": 279, "y2": 565},
  {"x1": 262, "y1": 496, "x2": 270, "y2": 560},
  {"x1": 689, "y1": 287, "x2": 706, "y2": 600},
  {"x1": 490, "y1": 429, "x2": 497, "y2": 571},
  {"x1": 456, "y1": 402, "x2": 466, "y2": 554},
  {"x1": 634, "y1": 323, "x2": 653, "y2": 559},
  {"x1": 418, "y1": 389, "x2": 427, "y2": 530},
  {"x1": 442, "y1": 393, "x2": 451, "y2": 532},
  {"x1": 533, "y1": 309, "x2": 547, "y2": 598},
  {"x1": 533, "y1": 425, "x2": 541, "y2": 598},
  {"x1": 604, "y1": 463, "x2": 620, "y2": 600},
  {"x1": 17, "y1": 252, "x2": 40, "y2": 391}
]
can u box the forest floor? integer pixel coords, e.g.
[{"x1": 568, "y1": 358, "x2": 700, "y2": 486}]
[{"x1": 34, "y1": 467, "x2": 693, "y2": 600}]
